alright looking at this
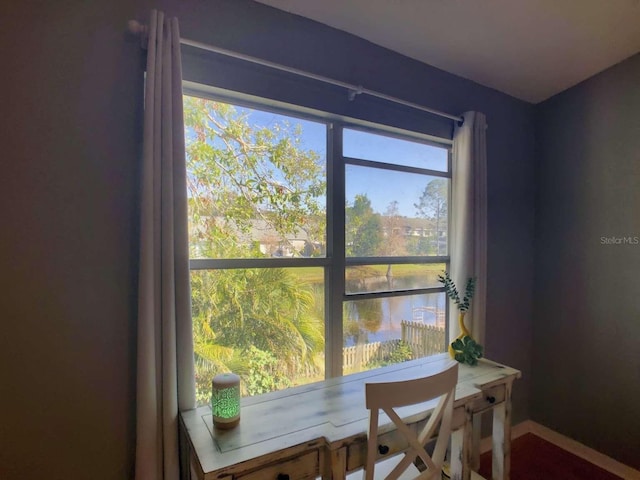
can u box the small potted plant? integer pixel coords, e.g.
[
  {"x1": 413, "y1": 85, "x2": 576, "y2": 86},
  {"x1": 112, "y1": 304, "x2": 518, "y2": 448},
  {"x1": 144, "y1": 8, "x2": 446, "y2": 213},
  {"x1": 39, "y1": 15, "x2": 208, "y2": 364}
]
[{"x1": 438, "y1": 271, "x2": 483, "y2": 366}]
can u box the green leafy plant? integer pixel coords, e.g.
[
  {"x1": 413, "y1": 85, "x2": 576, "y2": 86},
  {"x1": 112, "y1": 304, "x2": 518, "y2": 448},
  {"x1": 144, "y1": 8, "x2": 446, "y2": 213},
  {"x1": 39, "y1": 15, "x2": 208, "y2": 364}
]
[
  {"x1": 450, "y1": 336, "x2": 483, "y2": 366},
  {"x1": 438, "y1": 271, "x2": 483, "y2": 366},
  {"x1": 437, "y1": 271, "x2": 476, "y2": 312},
  {"x1": 237, "y1": 346, "x2": 293, "y2": 396},
  {"x1": 367, "y1": 340, "x2": 414, "y2": 368}
]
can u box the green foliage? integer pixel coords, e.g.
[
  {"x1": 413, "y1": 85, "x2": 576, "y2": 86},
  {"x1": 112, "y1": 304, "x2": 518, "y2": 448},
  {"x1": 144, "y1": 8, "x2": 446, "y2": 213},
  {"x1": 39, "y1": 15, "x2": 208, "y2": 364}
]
[
  {"x1": 450, "y1": 336, "x2": 483, "y2": 366},
  {"x1": 414, "y1": 178, "x2": 448, "y2": 255},
  {"x1": 414, "y1": 178, "x2": 448, "y2": 221},
  {"x1": 438, "y1": 272, "x2": 484, "y2": 366},
  {"x1": 195, "y1": 362, "x2": 217, "y2": 406},
  {"x1": 366, "y1": 341, "x2": 414, "y2": 368},
  {"x1": 438, "y1": 271, "x2": 476, "y2": 312},
  {"x1": 185, "y1": 96, "x2": 326, "y2": 403},
  {"x1": 184, "y1": 96, "x2": 326, "y2": 259},
  {"x1": 194, "y1": 346, "x2": 294, "y2": 403},
  {"x1": 379, "y1": 200, "x2": 407, "y2": 257},
  {"x1": 235, "y1": 346, "x2": 292, "y2": 396},
  {"x1": 191, "y1": 268, "x2": 324, "y2": 385},
  {"x1": 345, "y1": 194, "x2": 382, "y2": 257},
  {"x1": 386, "y1": 341, "x2": 414, "y2": 364},
  {"x1": 198, "y1": 269, "x2": 322, "y2": 355},
  {"x1": 405, "y1": 236, "x2": 433, "y2": 256}
]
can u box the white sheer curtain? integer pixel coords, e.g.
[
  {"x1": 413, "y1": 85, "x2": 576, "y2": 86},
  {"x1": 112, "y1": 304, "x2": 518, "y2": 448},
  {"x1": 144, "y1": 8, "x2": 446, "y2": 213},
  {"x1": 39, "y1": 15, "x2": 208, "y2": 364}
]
[
  {"x1": 135, "y1": 10, "x2": 195, "y2": 480},
  {"x1": 449, "y1": 111, "x2": 488, "y2": 347}
]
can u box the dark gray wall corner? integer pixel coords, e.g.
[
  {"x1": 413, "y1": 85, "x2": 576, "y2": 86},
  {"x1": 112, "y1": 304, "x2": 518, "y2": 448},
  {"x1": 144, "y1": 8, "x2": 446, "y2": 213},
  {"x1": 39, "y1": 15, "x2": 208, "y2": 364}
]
[{"x1": 533, "y1": 52, "x2": 640, "y2": 469}]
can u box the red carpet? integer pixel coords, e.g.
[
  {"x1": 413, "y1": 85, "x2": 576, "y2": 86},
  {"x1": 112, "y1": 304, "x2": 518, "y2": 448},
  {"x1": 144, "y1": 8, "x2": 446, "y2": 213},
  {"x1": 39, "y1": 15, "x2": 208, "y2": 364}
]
[{"x1": 478, "y1": 433, "x2": 624, "y2": 480}]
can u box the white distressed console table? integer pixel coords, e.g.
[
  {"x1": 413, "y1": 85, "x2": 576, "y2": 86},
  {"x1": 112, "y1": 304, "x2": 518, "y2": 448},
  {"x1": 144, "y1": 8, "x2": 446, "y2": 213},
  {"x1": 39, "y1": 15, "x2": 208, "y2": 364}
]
[{"x1": 180, "y1": 354, "x2": 521, "y2": 480}]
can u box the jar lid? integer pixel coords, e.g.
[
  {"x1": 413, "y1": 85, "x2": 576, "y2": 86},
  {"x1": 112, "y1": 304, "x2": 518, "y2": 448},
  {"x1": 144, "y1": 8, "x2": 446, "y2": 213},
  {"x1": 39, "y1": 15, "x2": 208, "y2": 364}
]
[{"x1": 212, "y1": 373, "x2": 240, "y2": 387}]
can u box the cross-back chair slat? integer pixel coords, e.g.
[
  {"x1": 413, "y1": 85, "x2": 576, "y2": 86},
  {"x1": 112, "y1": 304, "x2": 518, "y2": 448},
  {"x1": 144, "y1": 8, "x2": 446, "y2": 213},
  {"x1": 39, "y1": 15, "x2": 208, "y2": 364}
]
[{"x1": 358, "y1": 361, "x2": 459, "y2": 480}]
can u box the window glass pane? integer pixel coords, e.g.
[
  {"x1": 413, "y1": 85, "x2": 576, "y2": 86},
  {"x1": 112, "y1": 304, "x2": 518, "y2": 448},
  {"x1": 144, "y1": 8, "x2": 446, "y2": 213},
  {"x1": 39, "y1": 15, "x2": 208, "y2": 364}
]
[
  {"x1": 185, "y1": 96, "x2": 327, "y2": 260},
  {"x1": 343, "y1": 293, "x2": 446, "y2": 375},
  {"x1": 345, "y1": 263, "x2": 446, "y2": 295},
  {"x1": 346, "y1": 165, "x2": 449, "y2": 257},
  {"x1": 344, "y1": 128, "x2": 448, "y2": 171},
  {"x1": 185, "y1": 92, "x2": 454, "y2": 399},
  {"x1": 191, "y1": 267, "x2": 325, "y2": 405}
]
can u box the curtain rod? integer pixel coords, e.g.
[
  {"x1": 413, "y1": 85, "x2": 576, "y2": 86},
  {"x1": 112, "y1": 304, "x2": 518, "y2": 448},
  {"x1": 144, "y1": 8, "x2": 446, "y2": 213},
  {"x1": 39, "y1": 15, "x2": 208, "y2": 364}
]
[{"x1": 128, "y1": 20, "x2": 464, "y2": 124}]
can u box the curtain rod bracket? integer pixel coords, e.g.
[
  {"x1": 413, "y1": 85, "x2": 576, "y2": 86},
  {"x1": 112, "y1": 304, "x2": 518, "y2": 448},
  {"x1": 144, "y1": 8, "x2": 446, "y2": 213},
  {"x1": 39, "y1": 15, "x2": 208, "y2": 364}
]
[{"x1": 348, "y1": 86, "x2": 363, "y2": 102}]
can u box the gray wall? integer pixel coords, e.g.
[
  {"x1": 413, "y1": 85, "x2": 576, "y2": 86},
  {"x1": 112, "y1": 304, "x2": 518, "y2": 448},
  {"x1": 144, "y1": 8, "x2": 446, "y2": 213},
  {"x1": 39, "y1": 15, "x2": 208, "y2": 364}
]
[
  {"x1": 1, "y1": 1, "x2": 144, "y2": 479},
  {"x1": 533, "y1": 53, "x2": 640, "y2": 469},
  {"x1": 0, "y1": 1, "x2": 534, "y2": 478}
]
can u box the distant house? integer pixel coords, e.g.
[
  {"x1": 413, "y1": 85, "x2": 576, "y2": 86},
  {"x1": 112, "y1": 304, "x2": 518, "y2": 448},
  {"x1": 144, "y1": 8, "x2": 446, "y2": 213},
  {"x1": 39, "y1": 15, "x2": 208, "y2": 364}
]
[
  {"x1": 381, "y1": 216, "x2": 447, "y2": 240},
  {"x1": 189, "y1": 216, "x2": 325, "y2": 257}
]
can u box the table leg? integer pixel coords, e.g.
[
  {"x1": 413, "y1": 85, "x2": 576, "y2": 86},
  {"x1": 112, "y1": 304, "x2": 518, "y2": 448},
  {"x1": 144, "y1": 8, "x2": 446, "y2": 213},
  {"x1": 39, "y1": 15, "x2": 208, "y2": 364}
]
[
  {"x1": 491, "y1": 382, "x2": 513, "y2": 480},
  {"x1": 328, "y1": 446, "x2": 347, "y2": 480},
  {"x1": 450, "y1": 406, "x2": 473, "y2": 480},
  {"x1": 471, "y1": 413, "x2": 481, "y2": 471}
]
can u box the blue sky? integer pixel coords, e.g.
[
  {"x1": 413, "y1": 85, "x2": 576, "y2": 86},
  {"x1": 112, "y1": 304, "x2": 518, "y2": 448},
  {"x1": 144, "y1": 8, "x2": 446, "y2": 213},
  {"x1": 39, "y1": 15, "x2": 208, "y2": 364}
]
[{"x1": 230, "y1": 104, "x2": 448, "y2": 217}]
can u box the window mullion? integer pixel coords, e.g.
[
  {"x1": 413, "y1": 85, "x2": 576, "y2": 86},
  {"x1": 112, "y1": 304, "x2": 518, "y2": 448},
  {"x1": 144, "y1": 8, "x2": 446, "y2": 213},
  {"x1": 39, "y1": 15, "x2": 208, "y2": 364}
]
[
  {"x1": 326, "y1": 123, "x2": 345, "y2": 378},
  {"x1": 343, "y1": 157, "x2": 450, "y2": 178}
]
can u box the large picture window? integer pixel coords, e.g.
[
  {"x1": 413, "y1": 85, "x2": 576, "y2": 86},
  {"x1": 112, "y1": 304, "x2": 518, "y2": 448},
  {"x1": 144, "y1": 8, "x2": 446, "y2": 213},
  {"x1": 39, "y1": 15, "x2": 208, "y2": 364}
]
[{"x1": 185, "y1": 91, "x2": 451, "y2": 405}]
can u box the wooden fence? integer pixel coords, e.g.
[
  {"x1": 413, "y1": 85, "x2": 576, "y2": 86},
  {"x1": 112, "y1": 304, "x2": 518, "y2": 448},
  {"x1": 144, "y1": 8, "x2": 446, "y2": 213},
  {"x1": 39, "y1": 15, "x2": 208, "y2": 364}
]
[
  {"x1": 400, "y1": 320, "x2": 446, "y2": 359},
  {"x1": 343, "y1": 339, "x2": 401, "y2": 372},
  {"x1": 342, "y1": 321, "x2": 445, "y2": 372}
]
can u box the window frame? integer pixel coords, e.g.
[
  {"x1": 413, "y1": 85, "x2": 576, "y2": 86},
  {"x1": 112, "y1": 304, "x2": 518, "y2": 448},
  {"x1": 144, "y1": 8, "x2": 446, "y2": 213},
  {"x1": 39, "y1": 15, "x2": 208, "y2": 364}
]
[{"x1": 184, "y1": 82, "x2": 452, "y2": 381}]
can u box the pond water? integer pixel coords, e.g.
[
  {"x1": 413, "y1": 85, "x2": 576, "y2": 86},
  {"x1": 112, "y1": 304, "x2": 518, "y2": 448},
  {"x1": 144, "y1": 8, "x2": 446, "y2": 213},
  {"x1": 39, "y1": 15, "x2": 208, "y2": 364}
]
[{"x1": 343, "y1": 273, "x2": 445, "y2": 346}]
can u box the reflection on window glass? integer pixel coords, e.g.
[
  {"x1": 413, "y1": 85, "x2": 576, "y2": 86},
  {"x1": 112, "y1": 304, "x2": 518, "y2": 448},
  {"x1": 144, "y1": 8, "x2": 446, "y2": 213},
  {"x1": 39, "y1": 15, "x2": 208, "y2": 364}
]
[
  {"x1": 344, "y1": 128, "x2": 448, "y2": 171},
  {"x1": 343, "y1": 293, "x2": 446, "y2": 375},
  {"x1": 191, "y1": 267, "x2": 325, "y2": 405},
  {"x1": 184, "y1": 96, "x2": 327, "y2": 260},
  {"x1": 346, "y1": 165, "x2": 449, "y2": 257},
  {"x1": 345, "y1": 263, "x2": 446, "y2": 294}
]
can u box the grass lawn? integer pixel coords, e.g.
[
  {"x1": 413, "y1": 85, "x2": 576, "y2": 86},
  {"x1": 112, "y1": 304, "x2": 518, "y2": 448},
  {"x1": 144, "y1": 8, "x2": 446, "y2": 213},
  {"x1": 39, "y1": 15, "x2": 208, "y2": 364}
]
[{"x1": 293, "y1": 263, "x2": 445, "y2": 284}]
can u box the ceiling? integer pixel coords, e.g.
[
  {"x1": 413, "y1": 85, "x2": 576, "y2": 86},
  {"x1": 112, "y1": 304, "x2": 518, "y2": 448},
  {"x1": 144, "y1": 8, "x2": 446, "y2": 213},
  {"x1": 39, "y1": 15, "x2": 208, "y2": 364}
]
[{"x1": 255, "y1": 0, "x2": 640, "y2": 103}]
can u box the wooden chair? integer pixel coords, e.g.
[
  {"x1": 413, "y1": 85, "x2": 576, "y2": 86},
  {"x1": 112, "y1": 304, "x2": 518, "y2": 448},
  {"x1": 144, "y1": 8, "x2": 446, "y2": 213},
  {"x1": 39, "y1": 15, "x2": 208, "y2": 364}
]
[{"x1": 347, "y1": 361, "x2": 462, "y2": 480}]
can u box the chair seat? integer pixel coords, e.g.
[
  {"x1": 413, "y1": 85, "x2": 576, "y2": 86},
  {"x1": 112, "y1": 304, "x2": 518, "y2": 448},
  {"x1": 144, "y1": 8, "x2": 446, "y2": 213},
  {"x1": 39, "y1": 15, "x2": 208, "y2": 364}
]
[{"x1": 346, "y1": 454, "x2": 422, "y2": 480}]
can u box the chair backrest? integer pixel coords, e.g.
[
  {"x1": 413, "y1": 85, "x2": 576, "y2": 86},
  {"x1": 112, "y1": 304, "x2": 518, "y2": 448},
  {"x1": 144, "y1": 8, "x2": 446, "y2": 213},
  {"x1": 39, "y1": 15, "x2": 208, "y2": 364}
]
[{"x1": 363, "y1": 361, "x2": 459, "y2": 480}]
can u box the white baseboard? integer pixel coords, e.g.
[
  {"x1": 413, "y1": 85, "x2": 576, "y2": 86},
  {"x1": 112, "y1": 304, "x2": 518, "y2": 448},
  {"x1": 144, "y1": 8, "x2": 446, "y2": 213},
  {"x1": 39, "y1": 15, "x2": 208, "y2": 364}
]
[{"x1": 479, "y1": 420, "x2": 640, "y2": 480}]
